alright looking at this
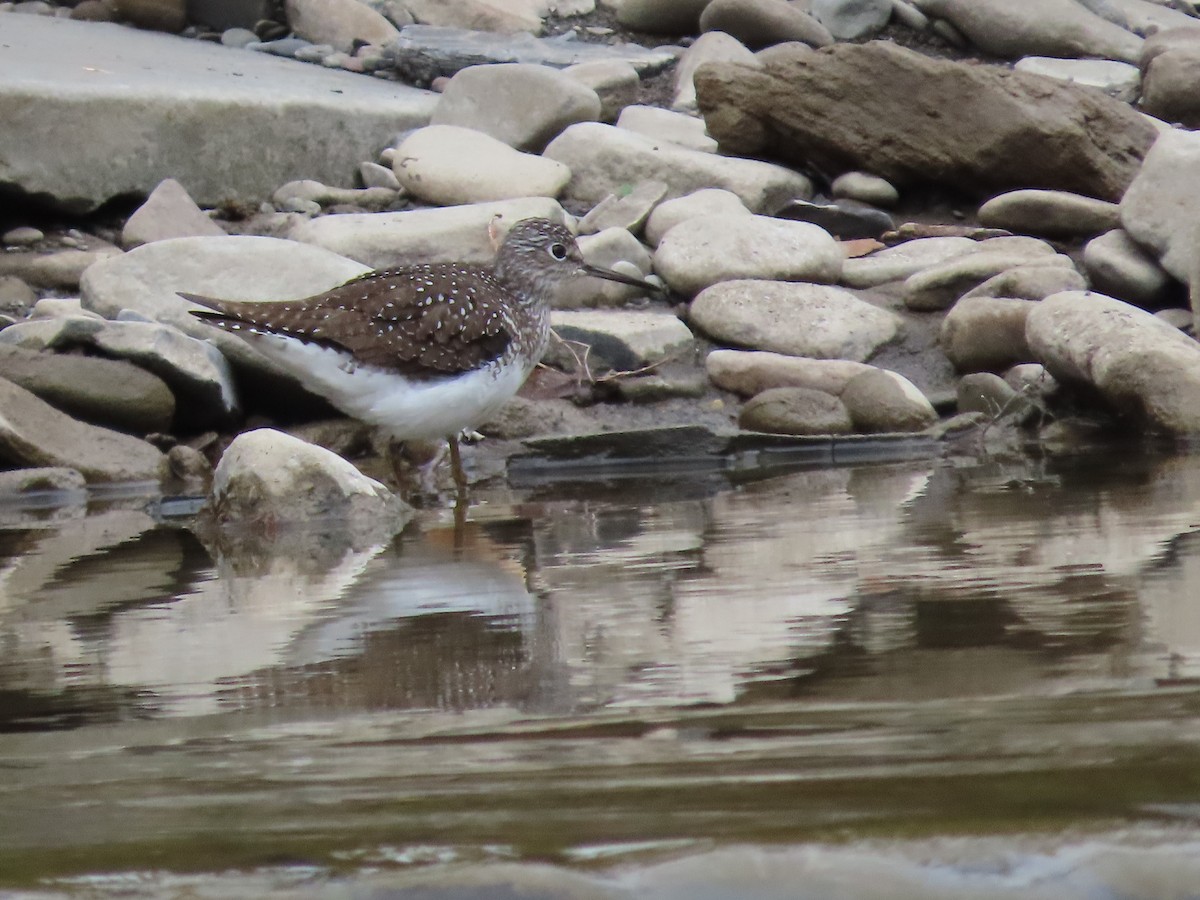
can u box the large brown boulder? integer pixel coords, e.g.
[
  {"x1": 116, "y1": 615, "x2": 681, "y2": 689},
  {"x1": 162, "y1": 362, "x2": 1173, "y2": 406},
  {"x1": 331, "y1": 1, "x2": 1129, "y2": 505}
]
[{"x1": 695, "y1": 41, "x2": 1157, "y2": 201}]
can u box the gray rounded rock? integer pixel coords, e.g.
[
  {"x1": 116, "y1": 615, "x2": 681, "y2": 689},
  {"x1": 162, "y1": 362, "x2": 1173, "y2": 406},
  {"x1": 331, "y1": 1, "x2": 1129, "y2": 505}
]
[
  {"x1": 431, "y1": 63, "x2": 602, "y2": 151},
  {"x1": 830, "y1": 171, "x2": 899, "y2": 208},
  {"x1": 840, "y1": 369, "x2": 938, "y2": 433},
  {"x1": 655, "y1": 214, "x2": 842, "y2": 296},
  {"x1": 739, "y1": 386, "x2": 853, "y2": 435},
  {"x1": 699, "y1": 0, "x2": 834, "y2": 49},
  {"x1": 672, "y1": 30, "x2": 760, "y2": 113},
  {"x1": 811, "y1": 0, "x2": 893, "y2": 40},
  {"x1": 644, "y1": 189, "x2": 752, "y2": 247},
  {"x1": 618, "y1": 0, "x2": 714, "y2": 33},
  {"x1": 977, "y1": 189, "x2": 1121, "y2": 239},
  {"x1": 940, "y1": 296, "x2": 1037, "y2": 374},
  {"x1": 1083, "y1": 228, "x2": 1174, "y2": 309},
  {"x1": 690, "y1": 280, "x2": 900, "y2": 362},
  {"x1": 706, "y1": 348, "x2": 874, "y2": 397},
  {"x1": 212, "y1": 427, "x2": 409, "y2": 526},
  {"x1": 1027, "y1": 290, "x2": 1200, "y2": 434}
]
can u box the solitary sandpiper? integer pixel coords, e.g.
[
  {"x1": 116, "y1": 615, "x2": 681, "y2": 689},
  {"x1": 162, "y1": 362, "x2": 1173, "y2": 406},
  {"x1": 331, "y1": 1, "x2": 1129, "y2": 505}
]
[{"x1": 181, "y1": 217, "x2": 659, "y2": 495}]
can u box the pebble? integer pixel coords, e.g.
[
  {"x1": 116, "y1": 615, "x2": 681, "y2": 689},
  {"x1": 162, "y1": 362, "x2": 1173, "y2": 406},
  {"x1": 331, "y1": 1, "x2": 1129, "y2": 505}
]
[
  {"x1": 698, "y1": 0, "x2": 834, "y2": 49},
  {"x1": 940, "y1": 296, "x2": 1037, "y2": 373},
  {"x1": 902, "y1": 249, "x2": 1076, "y2": 312},
  {"x1": 840, "y1": 236, "x2": 977, "y2": 288},
  {"x1": 956, "y1": 372, "x2": 1035, "y2": 421},
  {"x1": 917, "y1": 0, "x2": 1143, "y2": 63},
  {"x1": 1083, "y1": 228, "x2": 1175, "y2": 309},
  {"x1": 671, "y1": 30, "x2": 761, "y2": 113},
  {"x1": 0, "y1": 466, "x2": 87, "y2": 497},
  {"x1": 1013, "y1": 56, "x2": 1140, "y2": 102},
  {"x1": 656, "y1": 214, "x2": 842, "y2": 296},
  {"x1": 1027, "y1": 290, "x2": 1200, "y2": 434},
  {"x1": 0, "y1": 343, "x2": 176, "y2": 435},
  {"x1": 287, "y1": 198, "x2": 570, "y2": 268},
  {"x1": 830, "y1": 171, "x2": 900, "y2": 208},
  {"x1": 959, "y1": 264, "x2": 1088, "y2": 302},
  {"x1": 617, "y1": 0, "x2": 712, "y2": 33},
  {"x1": 0, "y1": 376, "x2": 166, "y2": 482},
  {"x1": 546, "y1": 122, "x2": 813, "y2": 214},
  {"x1": 3, "y1": 226, "x2": 44, "y2": 246},
  {"x1": 811, "y1": 0, "x2": 893, "y2": 40},
  {"x1": 284, "y1": 0, "x2": 399, "y2": 54},
  {"x1": 431, "y1": 63, "x2": 602, "y2": 151},
  {"x1": 563, "y1": 60, "x2": 640, "y2": 123},
  {"x1": 840, "y1": 369, "x2": 937, "y2": 433},
  {"x1": 359, "y1": 161, "x2": 401, "y2": 191},
  {"x1": 616, "y1": 105, "x2": 718, "y2": 154},
  {"x1": 977, "y1": 189, "x2": 1121, "y2": 239},
  {"x1": 689, "y1": 280, "x2": 900, "y2": 363},
  {"x1": 220, "y1": 27, "x2": 259, "y2": 48},
  {"x1": 644, "y1": 189, "x2": 752, "y2": 247},
  {"x1": 0, "y1": 315, "x2": 239, "y2": 431},
  {"x1": 0, "y1": 248, "x2": 123, "y2": 289},
  {"x1": 578, "y1": 180, "x2": 669, "y2": 237},
  {"x1": 212, "y1": 427, "x2": 409, "y2": 527},
  {"x1": 774, "y1": 198, "x2": 895, "y2": 240},
  {"x1": 0, "y1": 275, "x2": 37, "y2": 315},
  {"x1": 1118, "y1": 127, "x2": 1200, "y2": 288},
  {"x1": 121, "y1": 178, "x2": 227, "y2": 249},
  {"x1": 392, "y1": 125, "x2": 572, "y2": 206},
  {"x1": 705, "y1": 348, "x2": 875, "y2": 397},
  {"x1": 550, "y1": 309, "x2": 695, "y2": 371},
  {"x1": 739, "y1": 386, "x2": 853, "y2": 435}
]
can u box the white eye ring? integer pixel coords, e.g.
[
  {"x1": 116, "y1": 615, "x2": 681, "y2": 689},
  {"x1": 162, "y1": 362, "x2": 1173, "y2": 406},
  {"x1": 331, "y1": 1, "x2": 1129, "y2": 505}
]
[{"x1": 548, "y1": 242, "x2": 568, "y2": 261}]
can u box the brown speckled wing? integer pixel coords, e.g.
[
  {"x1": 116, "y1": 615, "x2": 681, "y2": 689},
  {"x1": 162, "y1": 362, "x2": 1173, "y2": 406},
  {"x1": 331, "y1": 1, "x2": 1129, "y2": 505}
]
[{"x1": 182, "y1": 263, "x2": 515, "y2": 379}]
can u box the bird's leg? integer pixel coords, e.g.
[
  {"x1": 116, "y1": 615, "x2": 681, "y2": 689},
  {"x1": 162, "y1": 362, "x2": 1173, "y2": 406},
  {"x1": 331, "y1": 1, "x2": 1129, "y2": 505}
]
[{"x1": 447, "y1": 434, "x2": 469, "y2": 500}]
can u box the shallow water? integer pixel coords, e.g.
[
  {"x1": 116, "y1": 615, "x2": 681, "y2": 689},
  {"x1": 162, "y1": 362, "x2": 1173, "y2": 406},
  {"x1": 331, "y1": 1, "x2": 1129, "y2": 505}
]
[{"x1": 4, "y1": 446, "x2": 1200, "y2": 897}]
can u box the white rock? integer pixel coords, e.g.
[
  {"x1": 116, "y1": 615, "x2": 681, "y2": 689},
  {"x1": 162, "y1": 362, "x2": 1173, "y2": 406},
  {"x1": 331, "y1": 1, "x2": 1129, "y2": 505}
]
[
  {"x1": 1027, "y1": 290, "x2": 1200, "y2": 434},
  {"x1": 655, "y1": 214, "x2": 842, "y2": 296},
  {"x1": 1013, "y1": 56, "x2": 1140, "y2": 102},
  {"x1": 121, "y1": 178, "x2": 226, "y2": 249},
  {"x1": 79, "y1": 234, "x2": 367, "y2": 368},
  {"x1": 811, "y1": 0, "x2": 893, "y2": 40},
  {"x1": 285, "y1": 0, "x2": 400, "y2": 52},
  {"x1": 545, "y1": 122, "x2": 812, "y2": 213},
  {"x1": 616, "y1": 105, "x2": 718, "y2": 153},
  {"x1": 563, "y1": 59, "x2": 639, "y2": 122},
  {"x1": 430, "y1": 62, "x2": 602, "y2": 150},
  {"x1": 672, "y1": 30, "x2": 761, "y2": 112},
  {"x1": 689, "y1": 280, "x2": 900, "y2": 362},
  {"x1": 644, "y1": 189, "x2": 752, "y2": 247},
  {"x1": 1119, "y1": 128, "x2": 1200, "y2": 291},
  {"x1": 706, "y1": 348, "x2": 874, "y2": 396},
  {"x1": 392, "y1": 125, "x2": 572, "y2": 205},
  {"x1": 288, "y1": 198, "x2": 571, "y2": 268},
  {"x1": 578, "y1": 180, "x2": 668, "y2": 236},
  {"x1": 213, "y1": 428, "x2": 409, "y2": 525},
  {"x1": 959, "y1": 264, "x2": 1088, "y2": 302},
  {"x1": 916, "y1": 0, "x2": 1144, "y2": 63},
  {"x1": 1083, "y1": 228, "x2": 1174, "y2": 309},
  {"x1": 830, "y1": 171, "x2": 899, "y2": 208}
]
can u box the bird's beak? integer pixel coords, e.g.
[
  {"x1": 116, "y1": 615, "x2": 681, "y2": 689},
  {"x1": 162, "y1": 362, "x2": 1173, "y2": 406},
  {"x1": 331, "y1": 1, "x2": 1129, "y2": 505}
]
[{"x1": 581, "y1": 262, "x2": 662, "y2": 294}]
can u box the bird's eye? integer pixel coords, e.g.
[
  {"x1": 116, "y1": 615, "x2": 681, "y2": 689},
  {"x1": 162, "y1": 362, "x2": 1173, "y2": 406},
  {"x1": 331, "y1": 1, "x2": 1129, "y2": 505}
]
[{"x1": 548, "y1": 242, "x2": 568, "y2": 261}]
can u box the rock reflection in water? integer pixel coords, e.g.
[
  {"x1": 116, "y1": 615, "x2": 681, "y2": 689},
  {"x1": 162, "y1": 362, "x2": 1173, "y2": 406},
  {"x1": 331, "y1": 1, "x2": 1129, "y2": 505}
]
[{"x1": 3, "y1": 451, "x2": 1200, "y2": 726}]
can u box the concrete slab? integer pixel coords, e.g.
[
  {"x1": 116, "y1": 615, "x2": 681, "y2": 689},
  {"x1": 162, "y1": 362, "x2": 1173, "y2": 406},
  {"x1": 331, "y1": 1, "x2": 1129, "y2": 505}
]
[{"x1": 0, "y1": 15, "x2": 438, "y2": 212}]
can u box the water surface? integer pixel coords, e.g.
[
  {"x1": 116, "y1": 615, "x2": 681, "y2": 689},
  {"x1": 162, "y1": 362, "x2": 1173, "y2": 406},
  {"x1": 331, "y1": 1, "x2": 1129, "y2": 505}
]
[{"x1": 3, "y1": 447, "x2": 1200, "y2": 897}]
